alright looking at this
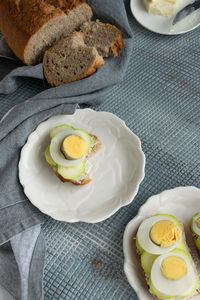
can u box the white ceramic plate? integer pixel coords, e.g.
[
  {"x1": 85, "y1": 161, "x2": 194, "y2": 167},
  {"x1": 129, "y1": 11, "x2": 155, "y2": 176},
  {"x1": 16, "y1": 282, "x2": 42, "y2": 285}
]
[
  {"x1": 123, "y1": 186, "x2": 200, "y2": 300},
  {"x1": 19, "y1": 109, "x2": 145, "y2": 223},
  {"x1": 130, "y1": 0, "x2": 200, "y2": 35}
]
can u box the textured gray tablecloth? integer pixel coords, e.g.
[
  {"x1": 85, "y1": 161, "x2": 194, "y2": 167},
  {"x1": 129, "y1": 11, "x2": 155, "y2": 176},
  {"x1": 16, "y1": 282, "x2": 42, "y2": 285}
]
[{"x1": 0, "y1": 0, "x2": 133, "y2": 299}]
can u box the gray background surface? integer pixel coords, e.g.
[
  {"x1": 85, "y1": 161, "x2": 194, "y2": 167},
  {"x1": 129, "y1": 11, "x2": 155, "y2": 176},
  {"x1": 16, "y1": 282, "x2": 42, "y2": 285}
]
[{"x1": 0, "y1": 0, "x2": 200, "y2": 299}]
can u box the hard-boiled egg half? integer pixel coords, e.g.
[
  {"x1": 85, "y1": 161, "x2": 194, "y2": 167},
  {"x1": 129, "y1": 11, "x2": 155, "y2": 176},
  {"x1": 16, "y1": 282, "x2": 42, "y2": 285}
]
[
  {"x1": 149, "y1": 248, "x2": 198, "y2": 299},
  {"x1": 45, "y1": 124, "x2": 93, "y2": 180},
  {"x1": 136, "y1": 214, "x2": 183, "y2": 255}
]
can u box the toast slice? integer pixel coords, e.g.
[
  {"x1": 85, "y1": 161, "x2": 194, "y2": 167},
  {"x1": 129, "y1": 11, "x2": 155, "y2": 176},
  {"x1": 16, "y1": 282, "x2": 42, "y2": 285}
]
[
  {"x1": 46, "y1": 134, "x2": 101, "y2": 185},
  {"x1": 134, "y1": 215, "x2": 200, "y2": 300}
]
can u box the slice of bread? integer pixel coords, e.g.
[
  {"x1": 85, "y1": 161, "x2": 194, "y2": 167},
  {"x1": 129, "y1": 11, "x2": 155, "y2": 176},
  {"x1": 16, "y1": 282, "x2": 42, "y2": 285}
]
[
  {"x1": 80, "y1": 20, "x2": 124, "y2": 57},
  {"x1": 48, "y1": 134, "x2": 101, "y2": 185},
  {"x1": 43, "y1": 31, "x2": 104, "y2": 86},
  {"x1": 134, "y1": 220, "x2": 200, "y2": 300}
]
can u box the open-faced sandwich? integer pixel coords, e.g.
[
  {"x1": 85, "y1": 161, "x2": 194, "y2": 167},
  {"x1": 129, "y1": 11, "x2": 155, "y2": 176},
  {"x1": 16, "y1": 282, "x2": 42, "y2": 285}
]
[
  {"x1": 45, "y1": 124, "x2": 101, "y2": 185},
  {"x1": 134, "y1": 214, "x2": 199, "y2": 300},
  {"x1": 190, "y1": 213, "x2": 200, "y2": 255}
]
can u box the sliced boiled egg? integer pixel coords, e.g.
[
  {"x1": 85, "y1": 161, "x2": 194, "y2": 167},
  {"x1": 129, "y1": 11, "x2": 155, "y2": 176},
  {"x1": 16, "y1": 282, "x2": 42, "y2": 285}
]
[
  {"x1": 150, "y1": 249, "x2": 197, "y2": 298},
  {"x1": 137, "y1": 214, "x2": 182, "y2": 255},
  {"x1": 49, "y1": 126, "x2": 92, "y2": 167}
]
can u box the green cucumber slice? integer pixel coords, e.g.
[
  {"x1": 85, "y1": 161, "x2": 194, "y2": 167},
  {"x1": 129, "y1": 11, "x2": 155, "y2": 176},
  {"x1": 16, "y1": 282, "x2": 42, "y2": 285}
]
[
  {"x1": 50, "y1": 124, "x2": 75, "y2": 139},
  {"x1": 195, "y1": 236, "x2": 200, "y2": 249},
  {"x1": 75, "y1": 129, "x2": 93, "y2": 153},
  {"x1": 141, "y1": 251, "x2": 158, "y2": 275},
  {"x1": 45, "y1": 145, "x2": 57, "y2": 167},
  {"x1": 177, "y1": 240, "x2": 185, "y2": 250},
  {"x1": 57, "y1": 161, "x2": 85, "y2": 180}
]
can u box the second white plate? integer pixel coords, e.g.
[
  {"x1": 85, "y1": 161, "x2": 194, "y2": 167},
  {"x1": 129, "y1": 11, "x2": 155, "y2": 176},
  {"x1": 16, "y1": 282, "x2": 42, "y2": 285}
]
[
  {"x1": 130, "y1": 0, "x2": 200, "y2": 35},
  {"x1": 19, "y1": 109, "x2": 145, "y2": 223}
]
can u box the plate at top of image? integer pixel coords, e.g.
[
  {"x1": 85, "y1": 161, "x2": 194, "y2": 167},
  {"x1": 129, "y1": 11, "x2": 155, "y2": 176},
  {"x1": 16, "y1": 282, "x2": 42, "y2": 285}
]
[
  {"x1": 130, "y1": 0, "x2": 200, "y2": 35},
  {"x1": 123, "y1": 186, "x2": 200, "y2": 300},
  {"x1": 18, "y1": 109, "x2": 145, "y2": 223}
]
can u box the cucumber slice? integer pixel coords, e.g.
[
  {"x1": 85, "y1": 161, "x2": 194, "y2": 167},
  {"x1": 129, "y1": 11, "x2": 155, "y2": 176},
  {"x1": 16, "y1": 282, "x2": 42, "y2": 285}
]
[
  {"x1": 170, "y1": 248, "x2": 190, "y2": 261},
  {"x1": 75, "y1": 129, "x2": 93, "y2": 152},
  {"x1": 177, "y1": 240, "x2": 185, "y2": 250},
  {"x1": 195, "y1": 236, "x2": 200, "y2": 249},
  {"x1": 50, "y1": 124, "x2": 75, "y2": 139},
  {"x1": 45, "y1": 145, "x2": 57, "y2": 167},
  {"x1": 141, "y1": 251, "x2": 158, "y2": 275},
  {"x1": 57, "y1": 161, "x2": 85, "y2": 180}
]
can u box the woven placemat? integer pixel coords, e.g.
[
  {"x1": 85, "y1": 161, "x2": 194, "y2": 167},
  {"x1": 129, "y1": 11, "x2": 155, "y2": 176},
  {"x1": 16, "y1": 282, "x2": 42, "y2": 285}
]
[{"x1": 0, "y1": 0, "x2": 200, "y2": 299}]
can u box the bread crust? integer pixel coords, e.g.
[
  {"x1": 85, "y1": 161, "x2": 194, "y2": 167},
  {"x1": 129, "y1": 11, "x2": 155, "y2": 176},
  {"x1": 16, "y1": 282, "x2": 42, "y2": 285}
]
[
  {"x1": 106, "y1": 24, "x2": 124, "y2": 57},
  {"x1": 134, "y1": 223, "x2": 200, "y2": 300},
  {"x1": 48, "y1": 134, "x2": 101, "y2": 186},
  {"x1": 0, "y1": 0, "x2": 92, "y2": 64}
]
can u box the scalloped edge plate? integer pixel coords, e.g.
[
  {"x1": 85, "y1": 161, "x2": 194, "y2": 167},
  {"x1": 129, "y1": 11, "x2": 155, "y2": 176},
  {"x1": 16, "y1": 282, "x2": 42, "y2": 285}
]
[
  {"x1": 123, "y1": 186, "x2": 200, "y2": 299},
  {"x1": 19, "y1": 109, "x2": 145, "y2": 223}
]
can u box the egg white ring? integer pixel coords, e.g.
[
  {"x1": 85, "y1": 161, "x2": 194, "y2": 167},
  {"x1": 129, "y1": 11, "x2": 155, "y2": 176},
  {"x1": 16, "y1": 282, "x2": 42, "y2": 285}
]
[
  {"x1": 192, "y1": 214, "x2": 200, "y2": 236},
  {"x1": 50, "y1": 130, "x2": 84, "y2": 167},
  {"x1": 137, "y1": 216, "x2": 182, "y2": 255},
  {"x1": 151, "y1": 252, "x2": 196, "y2": 297}
]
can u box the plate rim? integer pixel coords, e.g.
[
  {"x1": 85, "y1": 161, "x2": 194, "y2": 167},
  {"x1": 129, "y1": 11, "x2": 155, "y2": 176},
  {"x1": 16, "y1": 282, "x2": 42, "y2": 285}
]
[
  {"x1": 130, "y1": 0, "x2": 200, "y2": 35},
  {"x1": 123, "y1": 185, "x2": 200, "y2": 298},
  {"x1": 18, "y1": 108, "x2": 146, "y2": 223}
]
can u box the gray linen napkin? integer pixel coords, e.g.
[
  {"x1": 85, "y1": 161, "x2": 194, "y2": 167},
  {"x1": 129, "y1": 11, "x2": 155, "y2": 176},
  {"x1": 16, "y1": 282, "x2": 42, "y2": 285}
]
[{"x1": 0, "y1": 0, "x2": 133, "y2": 299}]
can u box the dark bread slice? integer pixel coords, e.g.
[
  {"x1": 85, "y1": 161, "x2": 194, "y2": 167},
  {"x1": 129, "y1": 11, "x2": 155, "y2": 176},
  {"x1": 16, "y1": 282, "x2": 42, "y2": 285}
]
[
  {"x1": 49, "y1": 134, "x2": 101, "y2": 185},
  {"x1": 80, "y1": 20, "x2": 124, "y2": 57},
  {"x1": 134, "y1": 223, "x2": 200, "y2": 300},
  {"x1": 43, "y1": 31, "x2": 104, "y2": 86}
]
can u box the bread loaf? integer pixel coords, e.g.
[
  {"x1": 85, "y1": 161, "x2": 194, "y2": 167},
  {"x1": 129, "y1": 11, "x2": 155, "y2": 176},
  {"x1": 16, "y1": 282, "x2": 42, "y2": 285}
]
[
  {"x1": 43, "y1": 31, "x2": 104, "y2": 86},
  {"x1": 0, "y1": 0, "x2": 92, "y2": 65}
]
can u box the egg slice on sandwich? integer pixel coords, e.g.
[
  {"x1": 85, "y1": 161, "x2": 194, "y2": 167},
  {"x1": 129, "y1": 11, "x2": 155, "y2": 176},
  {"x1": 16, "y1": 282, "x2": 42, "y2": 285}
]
[
  {"x1": 136, "y1": 214, "x2": 183, "y2": 255},
  {"x1": 149, "y1": 248, "x2": 198, "y2": 299}
]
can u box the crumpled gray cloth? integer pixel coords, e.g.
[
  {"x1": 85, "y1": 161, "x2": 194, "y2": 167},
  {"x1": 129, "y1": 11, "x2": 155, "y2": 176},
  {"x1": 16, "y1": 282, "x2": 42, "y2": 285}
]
[{"x1": 0, "y1": 0, "x2": 133, "y2": 299}]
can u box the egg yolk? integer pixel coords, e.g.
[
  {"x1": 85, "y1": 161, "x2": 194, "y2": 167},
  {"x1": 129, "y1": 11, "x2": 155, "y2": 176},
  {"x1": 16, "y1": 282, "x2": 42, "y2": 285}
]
[
  {"x1": 62, "y1": 135, "x2": 87, "y2": 159},
  {"x1": 196, "y1": 217, "x2": 200, "y2": 228},
  {"x1": 161, "y1": 256, "x2": 187, "y2": 280},
  {"x1": 150, "y1": 220, "x2": 181, "y2": 248}
]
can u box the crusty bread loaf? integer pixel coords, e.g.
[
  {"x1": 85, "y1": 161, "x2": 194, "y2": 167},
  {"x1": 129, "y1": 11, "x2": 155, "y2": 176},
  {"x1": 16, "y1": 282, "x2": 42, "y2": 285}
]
[
  {"x1": 49, "y1": 134, "x2": 102, "y2": 185},
  {"x1": 134, "y1": 223, "x2": 200, "y2": 300},
  {"x1": 81, "y1": 20, "x2": 124, "y2": 57},
  {"x1": 43, "y1": 31, "x2": 104, "y2": 86},
  {"x1": 0, "y1": 0, "x2": 92, "y2": 65}
]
